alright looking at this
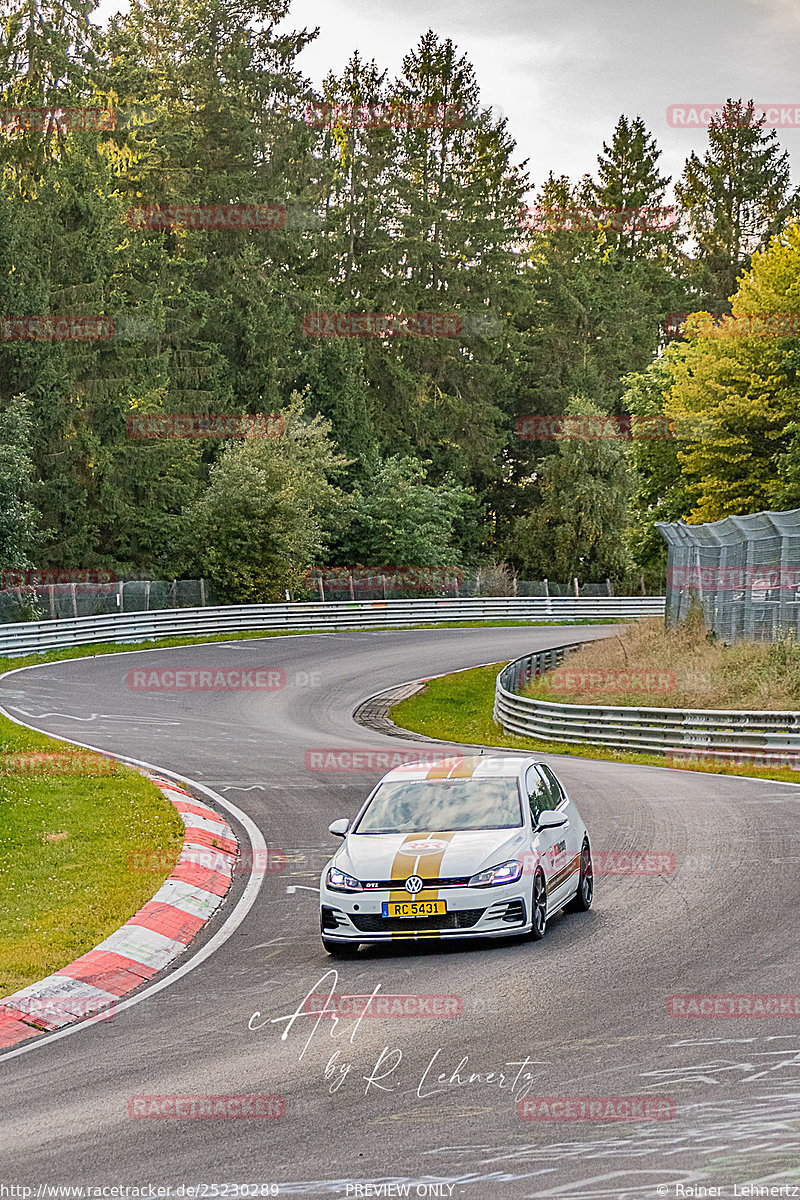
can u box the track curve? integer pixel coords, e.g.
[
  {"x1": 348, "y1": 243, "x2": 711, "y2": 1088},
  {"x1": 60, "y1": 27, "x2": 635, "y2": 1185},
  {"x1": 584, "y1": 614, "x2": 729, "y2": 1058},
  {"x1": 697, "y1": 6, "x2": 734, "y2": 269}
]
[{"x1": 1, "y1": 625, "x2": 799, "y2": 1198}]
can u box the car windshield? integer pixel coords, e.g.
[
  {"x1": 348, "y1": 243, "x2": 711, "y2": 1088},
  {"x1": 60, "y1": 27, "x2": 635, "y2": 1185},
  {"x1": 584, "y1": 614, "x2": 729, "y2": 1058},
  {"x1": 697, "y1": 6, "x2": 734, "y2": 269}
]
[{"x1": 352, "y1": 778, "x2": 523, "y2": 834}]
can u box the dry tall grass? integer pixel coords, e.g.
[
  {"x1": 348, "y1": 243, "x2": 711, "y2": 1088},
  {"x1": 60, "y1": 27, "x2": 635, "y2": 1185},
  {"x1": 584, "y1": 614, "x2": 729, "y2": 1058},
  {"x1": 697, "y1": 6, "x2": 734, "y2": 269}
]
[{"x1": 527, "y1": 613, "x2": 800, "y2": 710}]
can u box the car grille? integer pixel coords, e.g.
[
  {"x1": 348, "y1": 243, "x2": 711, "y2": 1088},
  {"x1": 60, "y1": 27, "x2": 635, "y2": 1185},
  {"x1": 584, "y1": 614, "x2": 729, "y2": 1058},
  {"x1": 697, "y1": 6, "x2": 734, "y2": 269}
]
[
  {"x1": 350, "y1": 908, "x2": 485, "y2": 933},
  {"x1": 362, "y1": 877, "x2": 471, "y2": 890}
]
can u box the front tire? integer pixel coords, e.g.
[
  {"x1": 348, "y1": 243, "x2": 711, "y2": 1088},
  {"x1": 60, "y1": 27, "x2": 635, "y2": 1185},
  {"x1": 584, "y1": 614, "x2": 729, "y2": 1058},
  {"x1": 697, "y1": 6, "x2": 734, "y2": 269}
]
[
  {"x1": 567, "y1": 839, "x2": 593, "y2": 912},
  {"x1": 322, "y1": 937, "x2": 360, "y2": 957},
  {"x1": 530, "y1": 869, "x2": 548, "y2": 940}
]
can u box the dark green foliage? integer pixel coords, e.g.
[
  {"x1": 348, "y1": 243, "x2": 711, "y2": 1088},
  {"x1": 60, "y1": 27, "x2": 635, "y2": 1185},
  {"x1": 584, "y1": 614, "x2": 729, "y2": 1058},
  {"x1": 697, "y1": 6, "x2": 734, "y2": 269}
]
[{"x1": 0, "y1": 3, "x2": 796, "y2": 597}]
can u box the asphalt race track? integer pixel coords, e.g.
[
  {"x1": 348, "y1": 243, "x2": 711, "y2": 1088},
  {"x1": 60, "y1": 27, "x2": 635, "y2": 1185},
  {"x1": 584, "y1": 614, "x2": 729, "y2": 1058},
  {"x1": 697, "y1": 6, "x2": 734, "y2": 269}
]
[{"x1": 2, "y1": 624, "x2": 800, "y2": 1198}]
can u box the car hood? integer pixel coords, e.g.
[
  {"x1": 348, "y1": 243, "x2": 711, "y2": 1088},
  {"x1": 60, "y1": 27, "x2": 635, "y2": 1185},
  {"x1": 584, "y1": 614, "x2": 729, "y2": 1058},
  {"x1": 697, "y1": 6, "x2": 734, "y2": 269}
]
[{"x1": 332, "y1": 828, "x2": 528, "y2": 882}]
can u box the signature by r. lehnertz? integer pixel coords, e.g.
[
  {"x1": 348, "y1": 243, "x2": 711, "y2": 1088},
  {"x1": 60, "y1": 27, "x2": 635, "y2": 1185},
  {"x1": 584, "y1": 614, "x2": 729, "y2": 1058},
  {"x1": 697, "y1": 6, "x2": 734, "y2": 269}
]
[{"x1": 248, "y1": 969, "x2": 545, "y2": 1098}]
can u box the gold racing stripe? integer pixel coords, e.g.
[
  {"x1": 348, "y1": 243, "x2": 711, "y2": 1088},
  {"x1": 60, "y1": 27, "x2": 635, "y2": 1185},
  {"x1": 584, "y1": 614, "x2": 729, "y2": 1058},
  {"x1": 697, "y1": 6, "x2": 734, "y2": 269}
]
[
  {"x1": 425, "y1": 757, "x2": 461, "y2": 780},
  {"x1": 447, "y1": 758, "x2": 479, "y2": 779},
  {"x1": 424, "y1": 756, "x2": 479, "y2": 781},
  {"x1": 547, "y1": 853, "x2": 581, "y2": 894},
  {"x1": 387, "y1": 831, "x2": 457, "y2": 940}
]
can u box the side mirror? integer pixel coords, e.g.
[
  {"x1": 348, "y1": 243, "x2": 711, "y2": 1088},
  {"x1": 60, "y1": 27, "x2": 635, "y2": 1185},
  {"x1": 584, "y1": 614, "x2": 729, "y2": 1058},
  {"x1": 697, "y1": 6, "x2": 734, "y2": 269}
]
[
  {"x1": 328, "y1": 818, "x2": 349, "y2": 838},
  {"x1": 537, "y1": 810, "x2": 568, "y2": 830}
]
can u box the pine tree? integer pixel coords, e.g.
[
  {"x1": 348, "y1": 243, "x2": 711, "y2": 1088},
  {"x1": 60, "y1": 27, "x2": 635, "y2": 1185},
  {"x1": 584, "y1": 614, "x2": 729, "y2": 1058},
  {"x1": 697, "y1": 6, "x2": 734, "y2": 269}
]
[
  {"x1": 0, "y1": 0, "x2": 107, "y2": 176},
  {"x1": 675, "y1": 99, "x2": 799, "y2": 310},
  {"x1": 591, "y1": 115, "x2": 676, "y2": 261},
  {"x1": 317, "y1": 32, "x2": 529, "y2": 501},
  {"x1": 0, "y1": 0, "x2": 101, "y2": 99}
]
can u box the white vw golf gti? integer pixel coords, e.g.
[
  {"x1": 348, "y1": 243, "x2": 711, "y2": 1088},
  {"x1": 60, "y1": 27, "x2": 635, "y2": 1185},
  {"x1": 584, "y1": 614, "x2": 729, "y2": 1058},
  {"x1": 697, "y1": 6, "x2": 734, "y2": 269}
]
[{"x1": 319, "y1": 754, "x2": 593, "y2": 954}]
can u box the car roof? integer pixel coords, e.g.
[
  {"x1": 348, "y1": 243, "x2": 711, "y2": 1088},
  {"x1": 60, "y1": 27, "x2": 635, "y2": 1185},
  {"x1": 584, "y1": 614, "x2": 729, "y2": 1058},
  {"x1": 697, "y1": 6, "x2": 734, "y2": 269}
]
[{"x1": 380, "y1": 754, "x2": 539, "y2": 783}]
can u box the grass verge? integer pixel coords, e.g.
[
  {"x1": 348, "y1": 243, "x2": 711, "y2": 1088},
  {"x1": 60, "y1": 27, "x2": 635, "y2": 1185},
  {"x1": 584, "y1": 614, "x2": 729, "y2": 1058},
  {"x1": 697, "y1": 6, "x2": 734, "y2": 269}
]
[
  {"x1": 0, "y1": 714, "x2": 184, "y2": 994},
  {"x1": 390, "y1": 662, "x2": 800, "y2": 787}
]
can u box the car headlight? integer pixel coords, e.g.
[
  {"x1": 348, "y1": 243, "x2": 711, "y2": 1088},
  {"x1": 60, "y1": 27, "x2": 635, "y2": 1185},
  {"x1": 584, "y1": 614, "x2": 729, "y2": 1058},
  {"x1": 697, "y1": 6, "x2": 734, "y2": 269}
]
[
  {"x1": 468, "y1": 859, "x2": 523, "y2": 887},
  {"x1": 327, "y1": 866, "x2": 362, "y2": 892}
]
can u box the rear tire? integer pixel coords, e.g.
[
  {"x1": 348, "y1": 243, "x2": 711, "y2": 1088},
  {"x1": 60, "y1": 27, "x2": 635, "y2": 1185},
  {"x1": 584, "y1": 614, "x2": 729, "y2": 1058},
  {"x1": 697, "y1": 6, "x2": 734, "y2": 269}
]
[
  {"x1": 530, "y1": 869, "x2": 548, "y2": 940},
  {"x1": 567, "y1": 839, "x2": 593, "y2": 912},
  {"x1": 322, "y1": 937, "x2": 360, "y2": 957}
]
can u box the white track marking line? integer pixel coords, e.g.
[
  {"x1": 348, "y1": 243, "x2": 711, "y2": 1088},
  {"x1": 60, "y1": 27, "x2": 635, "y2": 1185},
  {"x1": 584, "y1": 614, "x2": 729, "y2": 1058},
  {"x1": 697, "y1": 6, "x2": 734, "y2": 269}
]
[{"x1": 0, "y1": 671, "x2": 267, "y2": 1064}]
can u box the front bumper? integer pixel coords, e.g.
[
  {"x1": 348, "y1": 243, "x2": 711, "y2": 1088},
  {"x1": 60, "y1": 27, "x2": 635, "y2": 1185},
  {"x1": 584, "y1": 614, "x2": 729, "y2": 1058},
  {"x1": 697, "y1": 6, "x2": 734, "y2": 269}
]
[{"x1": 319, "y1": 882, "x2": 530, "y2": 942}]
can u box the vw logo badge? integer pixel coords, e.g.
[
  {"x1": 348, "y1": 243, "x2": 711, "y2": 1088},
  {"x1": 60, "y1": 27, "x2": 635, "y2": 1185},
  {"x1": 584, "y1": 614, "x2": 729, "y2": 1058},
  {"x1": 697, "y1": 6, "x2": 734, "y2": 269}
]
[{"x1": 404, "y1": 875, "x2": 423, "y2": 895}]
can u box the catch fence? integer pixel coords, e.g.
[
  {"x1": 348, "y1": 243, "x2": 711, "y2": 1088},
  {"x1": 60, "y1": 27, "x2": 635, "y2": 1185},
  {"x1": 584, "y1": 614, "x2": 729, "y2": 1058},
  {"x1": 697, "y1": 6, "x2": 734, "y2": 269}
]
[{"x1": 657, "y1": 508, "x2": 800, "y2": 642}]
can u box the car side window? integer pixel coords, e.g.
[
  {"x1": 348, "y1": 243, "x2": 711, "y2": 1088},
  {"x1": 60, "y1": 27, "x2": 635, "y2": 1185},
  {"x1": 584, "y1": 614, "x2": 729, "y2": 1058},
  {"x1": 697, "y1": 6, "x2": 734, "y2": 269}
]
[
  {"x1": 526, "y1": 766, "x2": 549, "y2": 824},
  {"x1": 539, "y1": 764, "x2": 565, "y2": 808}
]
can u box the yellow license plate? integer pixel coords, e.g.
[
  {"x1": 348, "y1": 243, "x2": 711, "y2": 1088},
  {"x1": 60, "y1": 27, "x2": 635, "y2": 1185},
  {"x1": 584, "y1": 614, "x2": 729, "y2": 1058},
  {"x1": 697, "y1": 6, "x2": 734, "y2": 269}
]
[{"x1": 382, "y1": 900, "x2": 447, "y2": 918}]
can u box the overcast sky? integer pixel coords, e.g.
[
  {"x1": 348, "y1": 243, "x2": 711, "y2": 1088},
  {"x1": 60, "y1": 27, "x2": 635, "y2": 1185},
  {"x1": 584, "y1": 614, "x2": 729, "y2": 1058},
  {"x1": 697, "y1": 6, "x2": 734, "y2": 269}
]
[{"x1": 97, "y1": 0, "x2": 800, "y2": 198}]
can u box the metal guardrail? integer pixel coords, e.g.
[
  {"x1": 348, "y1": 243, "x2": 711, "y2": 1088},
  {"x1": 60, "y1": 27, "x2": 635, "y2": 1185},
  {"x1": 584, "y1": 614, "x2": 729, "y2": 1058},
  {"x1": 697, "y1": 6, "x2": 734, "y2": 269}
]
[
  {"x1": 494, "y1": 643, "x2": 800, "y2": 763},
  {"x1": 0, "y1": 596, "x2": 665, "y2": 657}
]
